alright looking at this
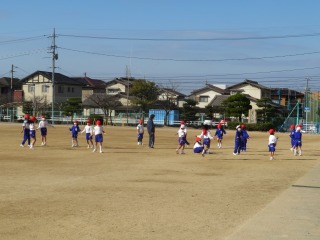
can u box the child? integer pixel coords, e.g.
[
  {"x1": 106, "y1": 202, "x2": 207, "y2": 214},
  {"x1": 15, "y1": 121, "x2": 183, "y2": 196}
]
[
  {"x1": 180, "y1": 121, "x2": 190, "y2": 146},
  {"x1": 20, "y1": 114, "x2": 30, "y2": 147},
  {"x1": 241, "y1": 124, "x2": 250, "y2": 151},
  {"x1": 29, "y1": 116, "x2": 37, "y2": 150},
  {"x1": 136, "y1": 119, "x2": 144, "y2": 145},
  {"x1": 214, "y1": 123, "x2": 226, "y2": 148},
  {"x1": 199, "y1": 124, "x2": 213, "y2": 156},
  {"x1": 293, "y1": 126, "x2": 303, "y2": 156},
  {"x1": 176, "y1": 124, "x2": 187, "y2": 154},
  {"x1": 268, "y1": 128, "x2": 278, "y2": 160},
  {"x1": 289, "y1": 124, "x2": 295, "y2": 151},
  {"x1": 193, "y1": 136, "x2": 204, "y2": 154},
  {"x1": 81, "y1": 120, "x2": 94, "y2": 148},
  {"x1": 92, "y1": 120, "x2": 105, "y2": 153},
  {"x1": 37, "y1": 116, "x2": 48, "y2": 146},
  {"x1": 233, "y1": 125, "x2": 243, "y2": 155},
  {"x1": 69, "y1": 120, "x2": 81, "y2": 147}
]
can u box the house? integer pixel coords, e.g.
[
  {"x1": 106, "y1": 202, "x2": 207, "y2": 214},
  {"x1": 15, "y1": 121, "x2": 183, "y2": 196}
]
[
  {"x1": 227, "y1": 79, "x2": 271, "y2": 99},
  {"x1": 0, "y1": 77, "x2": 22, "y2": 120},
  {"x1": 270, "y1": 88, "x2": 304, "y2": 110},
  {"x1": 70, "y1": 76, "x2": 107, "y2": 101},
  {"x1": 19, "y1": 71, "x2": 86, "y2": 117},
  {"x1": 20, "y1": 71, "x2": 86, "y2": 103},
  {"x1": 188, "y1": 84, "x2": 230, "y2": 108},
  {"x1": 105, "y1": 77, "x2": 134, "y2": 95},
  {"x1": 158, "y1": 88, "x2": 186, "y2": 108}
]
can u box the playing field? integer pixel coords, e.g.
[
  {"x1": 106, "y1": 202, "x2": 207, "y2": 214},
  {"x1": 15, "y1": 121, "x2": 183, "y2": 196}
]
[{"x1": 0, "y1": 123, "x2": 319, "y2": 240}]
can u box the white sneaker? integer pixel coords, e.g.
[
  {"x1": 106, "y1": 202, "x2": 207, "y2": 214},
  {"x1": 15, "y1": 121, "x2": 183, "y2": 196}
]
[
  {"x1": 294, "y1": 149, "x2": 297, "y2": 156},
  {"x1": 181, "y1": 151, "x2": 185, "y2": 154},
  {"x1": 93, "y1": 148, "x2": 96, "y2": 152},
  {"x1": 176, "y1": 149, "x2": 179, "y2": 154},
  {"x1": 87, "y1": 145, "x2": 90, "y2": 148},
  {"x1": 233, "y1": 153, "x2": 237, "y2": 155},
  {"x1": 99, "y1": 151, "x2": 102, "y2": 153},
  {"x1": 20, "y1": 144, "x2": 24, "y2": 147}
]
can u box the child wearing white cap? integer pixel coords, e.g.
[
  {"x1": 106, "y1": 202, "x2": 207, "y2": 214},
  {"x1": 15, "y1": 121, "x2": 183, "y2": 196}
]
[{"x1": 37, "y1": 116, "x2": 48, "y2": 146}]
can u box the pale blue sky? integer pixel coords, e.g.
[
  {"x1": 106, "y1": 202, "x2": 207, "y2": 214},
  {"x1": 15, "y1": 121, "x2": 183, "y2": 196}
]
[{"x1": 1, "y1": 0, "x2": 320, "y2": 94}]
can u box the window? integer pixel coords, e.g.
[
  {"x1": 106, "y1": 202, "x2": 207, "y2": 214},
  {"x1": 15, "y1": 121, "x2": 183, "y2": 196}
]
[
  {"x1": 58, "y1": 86, "x2": 64, "y2": 93},
  {"x1": 42, "y1": 85, "x2": 49, "y2": 93},
  {"x1": 28, "y1": 85, "x2": 35, "y2": 93},
  {"x1": 107, "y1": 88, "x2": 119, "y2": 94},
  {"x1": 199, "y1": 96, "x2": 209, "y2": 102}
]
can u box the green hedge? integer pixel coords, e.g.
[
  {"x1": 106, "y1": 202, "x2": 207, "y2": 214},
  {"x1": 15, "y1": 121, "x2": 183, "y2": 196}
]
[{"x1": 228, "y1": 122, "x2": 275, "y2": 132}]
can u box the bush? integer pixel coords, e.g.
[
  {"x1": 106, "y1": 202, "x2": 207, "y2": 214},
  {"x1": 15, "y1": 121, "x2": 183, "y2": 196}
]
[{"x1": 228, "y1": 122, "x2": 275, "y2": 132}]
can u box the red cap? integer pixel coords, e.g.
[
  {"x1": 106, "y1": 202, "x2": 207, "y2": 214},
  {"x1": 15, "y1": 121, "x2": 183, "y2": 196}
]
[
  {"x1": 290, "y1": 124, "x2": 295, "y2": 129},
  {"x1": 268, "y1": 129, "x2": 275, "y2": 134},
  {"x1": 24, "y1": 114, "x2": 29, "y2": 119},
  {"x1": 180, "y1": 120, "x2": 185, "y2": 124},
  {"x1": 96, "y1": 120, "x2": 101, "y2": 126},
  {"x1": 87, "y1": 119, "x2": 91, "y2": 123},
  {"x1": 241, "y1": 124, "x2": 245, "y2": 129},
  {"x1": 195, "y1": 137, "x2": 201, "y2": 142},
  {"x1": 217, "y1": 124, "x2": 222, "y2": 128},
  {"x1": 138, "y1": 119, "x2": 143, "y2": 123},
  {"x1": 30, "y1": 116, "x2": 37, "y2": 122}
]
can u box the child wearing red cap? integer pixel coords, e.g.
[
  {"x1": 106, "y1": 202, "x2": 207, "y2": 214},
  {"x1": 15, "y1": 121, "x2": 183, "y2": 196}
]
[
  {"x1": 20, "y1": 114, "x2": 30, "y2": 147},
  {"x1": 136, "y1": 119, "x2": 144, "y2": 145},
  {"x1": 92, "y1": 120, "x2": 105, "y2": 153},
  {"x1": 240, "y1": 124, "x2": 250, "y2": 151},
  {"x1": 69, "y1": 120, "x2": 81, "y2": 147},
  {"x1": 268, "y1": 129, "x2": 278, "y2": 160},
  {"x1": 81, "y1": 120, "x2": 94, "y2": 148},
  {"x1": 37, "y1": 116, "x2": 48, "y2": 146},
  {"x1": 193, "y1": 136, "x2": 204, "y2": 154},
  {"x1": 29, "y1": 116, "x2": 37, "y2": 150},
  {"x1": 198, "y1": 124, "x2": 214, "y2": 156},
  {"x1": 176, "y1": 124, "x2": 187, "y2": 154},
  {"x1": 289, "y1": 124, "x2": 295, "y2": 151},
  {"x1": 214, "y1": 123, "x2": 226, "y2": 149}
]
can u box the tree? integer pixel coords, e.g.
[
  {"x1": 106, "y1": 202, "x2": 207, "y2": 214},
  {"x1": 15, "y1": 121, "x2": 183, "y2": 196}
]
[
  {"x1": 256, "y1": 97, "x2": 276, "y2": 123},
  {"x1": 222, "y1": 93, "x2": 252, "y2": 122},
  {"x1": 130, "y1": 79, "x2": 159, "y2": 112},
  {"x1": 180, "y1": 98, "x2": 199, "y2": 123},
  {"x1": 86, "y1": 93, "x2": 122, "y2": 125},
  {"x1": 156, "y1": 86, "x2": 180, "y2": 126},
  {"x1": 62, "y1": 97, "x2": 83, "y2": 120}
]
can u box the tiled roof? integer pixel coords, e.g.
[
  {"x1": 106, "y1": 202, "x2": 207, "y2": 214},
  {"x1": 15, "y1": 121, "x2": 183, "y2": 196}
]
[
  {"x1": 190, "y1": 84, "x2": 230, "y2": 96},
  {"x1": 20, "y1": 71, "x2": 86, "y2": 86}
]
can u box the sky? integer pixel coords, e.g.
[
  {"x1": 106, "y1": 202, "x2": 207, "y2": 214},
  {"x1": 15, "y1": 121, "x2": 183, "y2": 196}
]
[{"x1": 1, "y1": 0, "x2": 320, "y2": 95}]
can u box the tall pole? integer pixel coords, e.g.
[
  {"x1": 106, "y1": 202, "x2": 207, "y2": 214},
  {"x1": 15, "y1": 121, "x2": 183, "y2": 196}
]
[
  {"x1": 51, "y1": 28, "x2": 57, "y2": 125},
  {"x1": 126, "y1": 65, "x2": 130, "y2": 125},
  {"x1": 305, "y1": 78, "x2": 310, "y2": 130}
]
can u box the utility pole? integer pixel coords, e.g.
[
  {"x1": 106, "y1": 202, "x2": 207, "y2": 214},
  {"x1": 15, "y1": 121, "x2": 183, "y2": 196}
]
[
  {"x1": 50, "y1": 28, "x2": 58, "y2": 125},
  {"x1": 305, "y1": 78, "x2": 310, "y2": 130},
  {"x1": 10, "y1": 64, "x2": 15, "y2": 90},
  {"x1": 126, "y1": 65, "x2": 131, "y2": 125}
]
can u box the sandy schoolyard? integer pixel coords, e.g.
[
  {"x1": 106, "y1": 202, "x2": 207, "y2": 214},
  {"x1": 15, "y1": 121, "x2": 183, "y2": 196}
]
[{"x1": 0, "y1": 123, "x2": 319, "y2": 240}]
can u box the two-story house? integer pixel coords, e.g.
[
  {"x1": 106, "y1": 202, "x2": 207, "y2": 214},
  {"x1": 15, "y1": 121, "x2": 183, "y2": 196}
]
[
  {"x1": 188, "y1": 84, "x2": 230, "y2": 109},
  {"x1": 20, "y1": 71, "x2": 86, "y2": 117},
  {"x1": 0, "y1": 77, "x2": 22, "y2": 120}
]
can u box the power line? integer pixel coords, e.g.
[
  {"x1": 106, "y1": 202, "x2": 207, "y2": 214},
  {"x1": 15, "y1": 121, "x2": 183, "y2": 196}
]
[
  {"x1": 58, "y1": 46, "x2": 320, "y2": 62},
  {"x1": 0, "y1": 35, "x2": 47, "y2": 45},
  {"x1": 58, "y1": 32, "x2": 320, "y2": 41}
]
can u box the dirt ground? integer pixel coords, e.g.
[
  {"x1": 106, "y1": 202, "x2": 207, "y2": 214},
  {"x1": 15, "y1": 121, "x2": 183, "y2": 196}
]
[{"x1": 0, "y1": 123, "x2": 319, "y2": 240}]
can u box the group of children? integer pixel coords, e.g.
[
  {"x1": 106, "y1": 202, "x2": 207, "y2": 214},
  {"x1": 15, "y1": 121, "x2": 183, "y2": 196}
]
[
  {"x1": 289, "y1": 124, "x2": 303, "y2": 156},
  {"x1": 20, "y1": 114, "x2": 304, "y2": 159},
  {"x1": 20, "y1": 115, "x2": 105, "y2": 153},
  {"x1": 69, "y1": 119, "x2": 105, "y2": 153},
  {"x1": 20, "y1": 114, "x2": 48, "y2": 150}
]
